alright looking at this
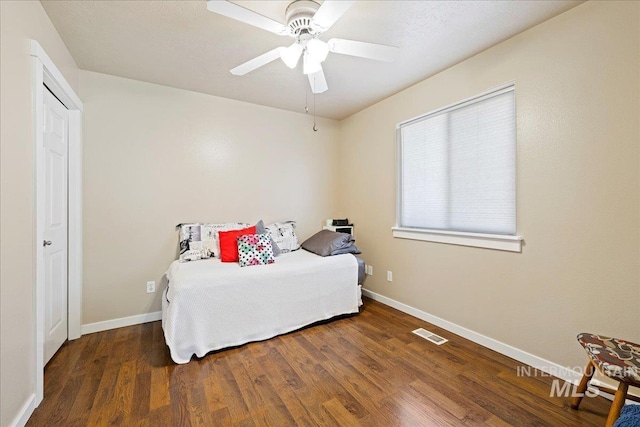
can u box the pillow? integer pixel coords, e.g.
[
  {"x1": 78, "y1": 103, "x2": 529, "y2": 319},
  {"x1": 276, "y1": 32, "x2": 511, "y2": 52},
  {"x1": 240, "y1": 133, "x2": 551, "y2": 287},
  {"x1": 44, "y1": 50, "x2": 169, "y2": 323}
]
[
  {"x1": 330, "y1": 244, "x2": 361, "y2": 256},
  {"x1": 301, "y1": 230, "x2": 354, "y2": 257},
  {"x1": 210, "y1": 222, "x2": 251, "y2": 258},
  {"x1": 255, "y1": 220, "x2": 281, "y2": 257},
  {"x1": 219, "y1": 226, "x2": 256, "y2": 262},
  {"x1": 265, "y1": 221, "x2": 300, "y2": 253},
  {"x1": 237, "y1": 233, "x2": 275, "y2": 267},
  {"x1": 178, "y1": 223, "x2": 215, "y2": 262},
  {"x1": 178, "y1": 222, "x2": 249, "y2": 262}
]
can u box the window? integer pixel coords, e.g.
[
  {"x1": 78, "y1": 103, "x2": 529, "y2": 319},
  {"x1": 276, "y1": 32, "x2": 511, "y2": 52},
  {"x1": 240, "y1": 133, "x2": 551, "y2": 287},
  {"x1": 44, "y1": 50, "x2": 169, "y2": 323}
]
[{"x1": 393, "y1": 85, "x2": 522, "y2": 252}]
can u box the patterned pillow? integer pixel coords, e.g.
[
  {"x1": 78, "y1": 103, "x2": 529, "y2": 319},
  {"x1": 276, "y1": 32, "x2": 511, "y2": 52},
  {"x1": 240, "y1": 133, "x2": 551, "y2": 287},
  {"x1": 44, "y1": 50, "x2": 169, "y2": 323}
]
[
  {"x1": 237, "y1": 234, "x2": 275, "y2": 267},
  {"x1": 265, "y1": 221, "x2": 300, "y2": 253},
  {"x1": 178, "y1": 222, "x2": 249, "y2": 262}
]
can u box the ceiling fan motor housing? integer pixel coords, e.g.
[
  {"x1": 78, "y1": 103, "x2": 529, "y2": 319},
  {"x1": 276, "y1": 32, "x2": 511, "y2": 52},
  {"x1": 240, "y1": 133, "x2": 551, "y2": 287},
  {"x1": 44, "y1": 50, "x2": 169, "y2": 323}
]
[{"x1": 286, "y1": 0, "x2": 321, "y2": 36}]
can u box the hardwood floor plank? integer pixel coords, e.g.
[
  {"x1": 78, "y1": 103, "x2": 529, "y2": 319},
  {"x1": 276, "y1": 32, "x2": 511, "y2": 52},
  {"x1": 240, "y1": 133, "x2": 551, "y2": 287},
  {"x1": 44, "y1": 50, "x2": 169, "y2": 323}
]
[
  {"x1": 186, "y1": 385, "x2": 214, "y2": 426},
  {"x1": 304, "y1": 329, "x2": 388, "y2": 404},
  {"x1": 238, "y1": 346, "x2": 305, "y2": 426},
  {"x1": 27, "y1": 298, "x2": 611, "y2": 426},
  {"x1": 135, "y1": 323, "x2": 154, "y2": 370},
  {"x1": 149, "y1": 366, "x2": 171, "y2": 410},
  {"x1": 279, "y1": 334, "x2": 369, "y2": 420},
  {"x1": 322, "y1": 397, "x2": 362, "y2": 426},
  {"x1": 85, "y1": 364, "x2": 120, "y2": 426},
  {"x1": 462, "y1": 364, "x2": 596, "y2": 426},
  {"x1": 258, "y1": 348, "x2": 324, "y2": 426},
  {"x1": 311, "y1": 362, "x2": 369, "y2": 419},
  {"x1": 65, "y1": 376, "x2": 102, "y2": 427},
  {"x1": 68, "y1": 331, "x2": 101, "y2": 377},
  {"x1": 107, "y1": 360, "x2": 137, "y2": 425},
  {"x1": 456, "y1": 371, "x2": 552, "y2": 426},
  {"x1": 230, "y1": 348, "x2": 267, "y2": 412},
  {"x1": 147, "y1": 405, "x2": 173, "y2": 427},
  {"x1": 408, "y1": 378, "x2": 492, "y2": 425},
  {"x1": 168, "y1": 372, "x2": 191, "y2": 427},
  {"x1": 130, "y1": 370, "x2": 151, "y2": 421},
  {"x1": 201, "y1": 360, "x2": 229, "y2": 413},
  {"x1": 212, "y1": 356, "x2": 252, "y2": 424},
  {"x1": 210, "y1": 406, "x2": 233, "y2": 425},
  {"x1": 29, "y1": 373, "x2": 83, "y2": 426},
  {"x1": 264, "y1": 346, "x2": 305, "y2": 390}
]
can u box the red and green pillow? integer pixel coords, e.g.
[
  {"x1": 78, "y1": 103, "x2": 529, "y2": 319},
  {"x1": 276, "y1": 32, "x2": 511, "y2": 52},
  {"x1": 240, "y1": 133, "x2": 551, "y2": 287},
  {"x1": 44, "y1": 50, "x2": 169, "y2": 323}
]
[{"x1": 237, "y1": 233, "x2": 275, "y2": 267}]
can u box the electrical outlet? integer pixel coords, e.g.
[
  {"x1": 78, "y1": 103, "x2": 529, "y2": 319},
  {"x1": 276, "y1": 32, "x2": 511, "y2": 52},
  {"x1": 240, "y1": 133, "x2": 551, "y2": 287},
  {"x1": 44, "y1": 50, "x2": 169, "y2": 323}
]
[
  {"x1": 146, "y1": 281, "x2": 156, "y2": 293},
  {"x1": 386, "y1": 271, "x2": 393, "y2": 282},
  {"x1": 366, "y1": 265, "x2": 373, "y2": 276}
]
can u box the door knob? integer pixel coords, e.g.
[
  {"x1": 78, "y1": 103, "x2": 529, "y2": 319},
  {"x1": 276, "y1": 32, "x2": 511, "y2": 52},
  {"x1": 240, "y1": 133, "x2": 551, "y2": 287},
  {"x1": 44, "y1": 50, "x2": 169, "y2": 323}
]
[{"x1": 43, "y1": 240, "x2": 52, "y2": 247}]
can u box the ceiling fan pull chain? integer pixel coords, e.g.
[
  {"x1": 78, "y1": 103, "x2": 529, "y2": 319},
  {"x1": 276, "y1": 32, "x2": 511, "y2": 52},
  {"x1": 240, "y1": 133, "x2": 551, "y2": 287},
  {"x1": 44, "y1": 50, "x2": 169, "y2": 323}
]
[{"x1": 313, "y1": 77, "x2": 318, "y2": 132}]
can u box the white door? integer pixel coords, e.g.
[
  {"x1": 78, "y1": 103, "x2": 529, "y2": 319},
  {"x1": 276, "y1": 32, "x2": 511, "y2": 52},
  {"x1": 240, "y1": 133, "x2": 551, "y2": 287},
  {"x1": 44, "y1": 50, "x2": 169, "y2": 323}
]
[{"x1": 43, "y1": 87, "x2": 69, "y2": 364}]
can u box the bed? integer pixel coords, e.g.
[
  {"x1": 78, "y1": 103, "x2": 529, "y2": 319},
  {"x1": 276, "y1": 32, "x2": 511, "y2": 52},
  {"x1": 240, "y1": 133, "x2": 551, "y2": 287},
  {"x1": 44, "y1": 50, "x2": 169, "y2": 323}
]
[{"x1": 162, "y1": 249, "x2": 362, "y2": 364}]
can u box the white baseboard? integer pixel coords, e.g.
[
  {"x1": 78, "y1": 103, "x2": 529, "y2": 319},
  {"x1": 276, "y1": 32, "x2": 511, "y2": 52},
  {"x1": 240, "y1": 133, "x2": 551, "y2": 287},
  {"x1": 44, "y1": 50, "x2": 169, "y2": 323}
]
[
  {"x1": 9, "y1": 394, "x2": 36, "y2": 427},
  {"x1": 362, "y1": 289, "x2": 639, "y2": 403},
  {"x1": 81, "y1": 311, "x2": 162, "y2": 335}
]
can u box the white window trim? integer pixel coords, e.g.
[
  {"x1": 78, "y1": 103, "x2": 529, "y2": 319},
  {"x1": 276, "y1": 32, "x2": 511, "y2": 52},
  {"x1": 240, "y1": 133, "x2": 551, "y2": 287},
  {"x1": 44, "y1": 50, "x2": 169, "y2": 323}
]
[
  {"x1": 394, "y1": 82, "x2": 522, "y2": 253},
  {"x1": 396, "y1": 83, "x2": 515, "y2": 128},
  {"x1": 392, "y1": 227, "x2": 522, "y2": 252}
]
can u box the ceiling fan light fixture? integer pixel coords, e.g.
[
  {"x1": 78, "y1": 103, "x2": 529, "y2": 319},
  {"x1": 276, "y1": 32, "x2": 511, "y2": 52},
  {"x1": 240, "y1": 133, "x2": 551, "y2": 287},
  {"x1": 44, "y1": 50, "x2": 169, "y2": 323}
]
[
  {"x1": 280, "y1": 42, "x2": 303, "y2": 69},
  {"x1": 208, "y1": 0, "x2": 399, "y2": 94},
  {"x1": 306, "y1": 38, "x2": 329, "y2": 63},
  {"x1": 303, "y1": 51, "x2": 322, "y2": 75}
]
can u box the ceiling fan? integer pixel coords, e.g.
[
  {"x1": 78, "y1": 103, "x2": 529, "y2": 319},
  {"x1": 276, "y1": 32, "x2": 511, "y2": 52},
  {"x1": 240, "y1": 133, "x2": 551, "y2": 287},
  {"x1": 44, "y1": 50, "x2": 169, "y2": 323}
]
[{"x1": 206, "y1": 0, "x2": 399, "y2": 94}]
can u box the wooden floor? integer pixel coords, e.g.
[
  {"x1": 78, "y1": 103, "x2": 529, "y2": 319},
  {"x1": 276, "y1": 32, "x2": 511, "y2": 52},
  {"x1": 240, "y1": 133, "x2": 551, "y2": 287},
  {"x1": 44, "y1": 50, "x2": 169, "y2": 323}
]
[{"x1": 27, "y1": 298, "x2": 611, "y2": 426}]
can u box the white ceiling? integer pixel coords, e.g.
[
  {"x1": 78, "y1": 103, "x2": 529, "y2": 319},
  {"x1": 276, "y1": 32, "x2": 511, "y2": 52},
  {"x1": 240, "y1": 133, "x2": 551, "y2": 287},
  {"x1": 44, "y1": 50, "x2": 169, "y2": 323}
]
[{"x1": 42, "y1": 0, "x2": 581, "y2": 120}]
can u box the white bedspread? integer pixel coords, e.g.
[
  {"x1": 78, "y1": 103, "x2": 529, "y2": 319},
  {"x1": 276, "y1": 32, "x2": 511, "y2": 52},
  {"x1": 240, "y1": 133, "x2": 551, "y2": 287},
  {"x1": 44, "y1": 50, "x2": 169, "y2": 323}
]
[{"x1": 162, "y1": 250, "x2": 360, "y2": 364}]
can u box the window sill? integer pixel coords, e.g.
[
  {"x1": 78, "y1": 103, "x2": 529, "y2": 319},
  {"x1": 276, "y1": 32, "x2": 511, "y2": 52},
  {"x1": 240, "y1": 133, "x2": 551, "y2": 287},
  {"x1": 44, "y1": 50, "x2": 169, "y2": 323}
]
[{"x1": 392, "y1": 227, "x2": 523, "y2": 252}]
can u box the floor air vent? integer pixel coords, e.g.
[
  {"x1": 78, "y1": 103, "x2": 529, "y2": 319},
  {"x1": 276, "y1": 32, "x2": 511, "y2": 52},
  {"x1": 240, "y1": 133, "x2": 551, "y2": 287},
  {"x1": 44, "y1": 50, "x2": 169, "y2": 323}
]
[{"x1": 412, "y1": 328, "x2": 448, "y2": 345}]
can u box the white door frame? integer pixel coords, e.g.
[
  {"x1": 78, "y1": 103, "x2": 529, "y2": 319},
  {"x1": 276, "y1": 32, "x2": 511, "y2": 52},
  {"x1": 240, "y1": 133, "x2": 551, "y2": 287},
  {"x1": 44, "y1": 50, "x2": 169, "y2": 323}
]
[{"x1": 31, "y1": 40, "x2": 83, "y2": 406}]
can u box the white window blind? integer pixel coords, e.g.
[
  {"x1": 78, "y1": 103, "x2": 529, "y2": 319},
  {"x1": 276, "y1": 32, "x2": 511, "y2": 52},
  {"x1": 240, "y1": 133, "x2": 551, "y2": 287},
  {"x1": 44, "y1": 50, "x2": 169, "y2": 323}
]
[{"x1": 398, "y1": 86, "x2": 516, "y2": 235}]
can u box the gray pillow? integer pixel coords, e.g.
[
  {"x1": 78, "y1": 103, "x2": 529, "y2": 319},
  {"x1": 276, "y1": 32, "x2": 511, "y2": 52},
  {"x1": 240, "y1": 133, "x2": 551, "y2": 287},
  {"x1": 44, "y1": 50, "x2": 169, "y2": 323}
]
[
  {"x1": 330, "y1": 244, "x2": 361, "y2": 256},
  {"x1": 255, "y1": 220, "x2": 281, "y2": 257},
  {"x1": 301, "y1": 230, "x2": 354, "y2": 257}
]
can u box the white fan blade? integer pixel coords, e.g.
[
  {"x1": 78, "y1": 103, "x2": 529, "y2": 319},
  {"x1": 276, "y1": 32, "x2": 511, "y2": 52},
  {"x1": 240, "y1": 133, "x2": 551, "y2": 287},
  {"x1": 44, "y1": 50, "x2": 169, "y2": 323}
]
[
  {"x1": 206, "y1": 0, "x2": 289, "y2": 36},
  {"x1": 231, "y1": 47, "x2": 284, "y2": 76},
  {"x1": 308, "y1": 67, "x2": 328, "y2": 94},
  {"x1": 328, "y1": 38, "x2": 398, "y2": 63},
  {"x1": 312, "y1": 1, "x2": 355, "y2": 31}
]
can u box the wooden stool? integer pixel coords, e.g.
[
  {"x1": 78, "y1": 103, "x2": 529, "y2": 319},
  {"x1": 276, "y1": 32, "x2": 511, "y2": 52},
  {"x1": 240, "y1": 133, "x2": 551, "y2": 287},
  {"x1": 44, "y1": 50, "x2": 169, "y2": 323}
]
[{"x1": 572, "y1": 333, "x2": 640, "y2": 427}]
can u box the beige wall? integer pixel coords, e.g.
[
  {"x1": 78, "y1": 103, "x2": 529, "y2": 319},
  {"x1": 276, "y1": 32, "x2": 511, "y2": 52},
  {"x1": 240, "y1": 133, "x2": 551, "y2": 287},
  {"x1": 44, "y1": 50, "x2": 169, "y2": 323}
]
[
  {"x1": 80, "y1": 70, "x2": 340, "y2": 324},
  {"x1": 0, "y1": 2, "x2": 79, "y2": 426},
  {"x1": 339, "y1": 0, "x2": 640, "y2": 377}
]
